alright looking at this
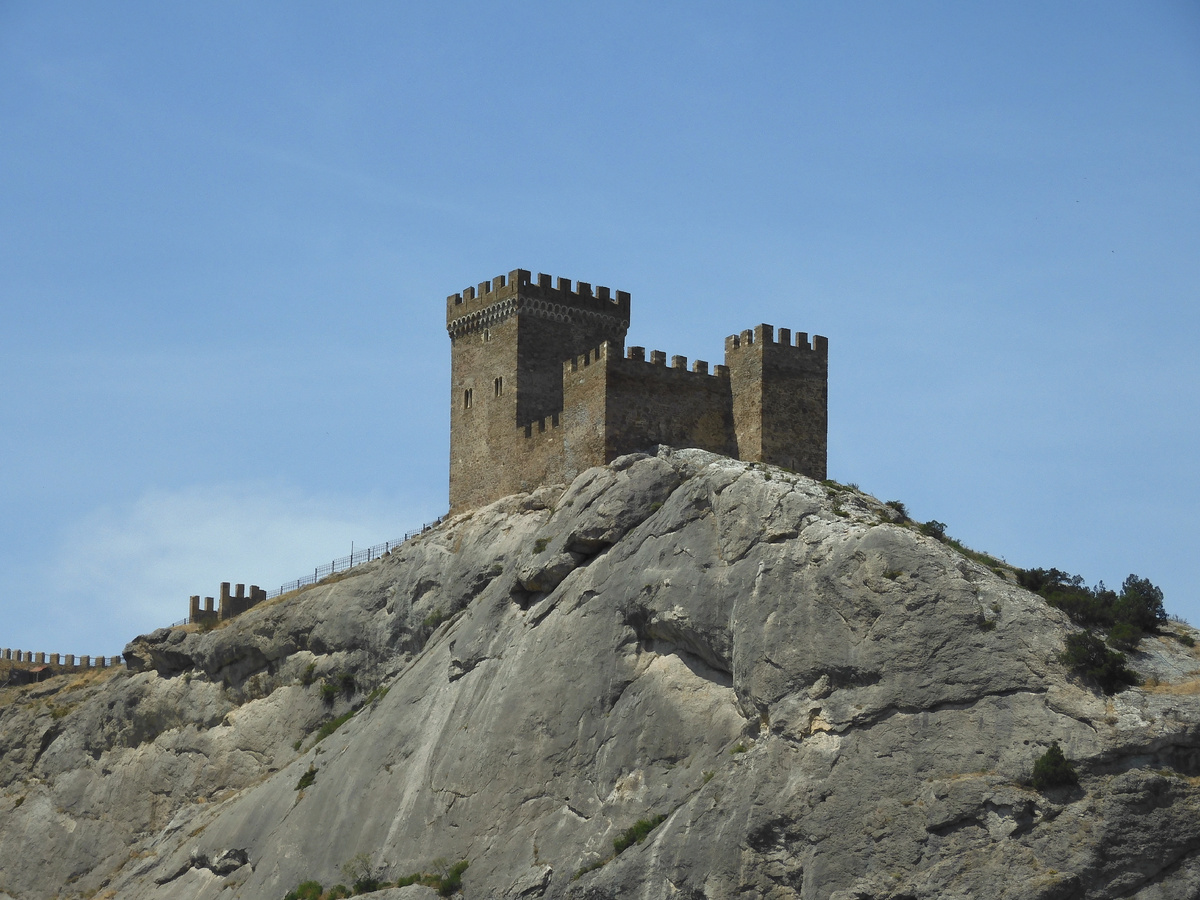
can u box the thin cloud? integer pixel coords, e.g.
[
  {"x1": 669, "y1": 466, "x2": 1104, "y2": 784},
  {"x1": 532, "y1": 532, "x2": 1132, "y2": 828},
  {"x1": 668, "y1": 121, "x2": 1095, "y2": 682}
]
[{"x1": 39, "y1": 482, "x2": 417, "y2": 654}]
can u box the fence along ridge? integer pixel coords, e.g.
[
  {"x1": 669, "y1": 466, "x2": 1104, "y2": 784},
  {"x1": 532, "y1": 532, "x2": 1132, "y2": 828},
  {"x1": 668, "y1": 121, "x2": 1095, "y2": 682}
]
[
  {"x1": 265, "y1": 515, "x2": 445, "y2": 600},
  {"x1": 4, "y1": 517, "x2": 450, "y2": 676}
]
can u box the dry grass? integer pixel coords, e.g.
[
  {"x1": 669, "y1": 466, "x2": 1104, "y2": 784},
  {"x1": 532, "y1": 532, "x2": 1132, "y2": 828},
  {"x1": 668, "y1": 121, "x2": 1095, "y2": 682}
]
[
  {"x1": 1141, "y1": 678, "x2": 1200, "y2": 696},
  {"x1": 0, "y1": 662, "x2": 119, "y2": 702}
]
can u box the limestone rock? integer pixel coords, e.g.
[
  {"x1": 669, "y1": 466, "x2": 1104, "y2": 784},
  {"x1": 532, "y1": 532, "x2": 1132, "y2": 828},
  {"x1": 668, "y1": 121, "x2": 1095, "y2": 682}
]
[{"x1": 1, "y1": 448, "x2": 1199, "y2": 899}]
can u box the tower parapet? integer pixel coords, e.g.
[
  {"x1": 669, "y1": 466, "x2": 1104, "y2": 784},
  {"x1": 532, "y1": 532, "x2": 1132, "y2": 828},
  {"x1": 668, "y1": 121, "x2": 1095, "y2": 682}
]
[{"x1": 447, "y1": 269, "x2": 631, "y2": 341}]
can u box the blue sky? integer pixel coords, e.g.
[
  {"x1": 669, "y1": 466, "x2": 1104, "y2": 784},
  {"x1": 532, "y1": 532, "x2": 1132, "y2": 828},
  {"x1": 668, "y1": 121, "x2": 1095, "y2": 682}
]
[{"x1": 2, "y1": 2, "x2": 1198, "y2": 656}]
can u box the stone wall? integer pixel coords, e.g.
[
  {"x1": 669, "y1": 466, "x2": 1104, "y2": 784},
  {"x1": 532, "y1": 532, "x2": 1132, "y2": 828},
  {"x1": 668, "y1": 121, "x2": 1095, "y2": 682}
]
[
  {"x1": 1, "y1": 647, "x2": 122, "y2": 670},
  {"x1": 601, "y1": 345, "x2": 736, "y2": 460},
  {"x1": 189, "y1": 582, "x2": 266, "y2": 625}
]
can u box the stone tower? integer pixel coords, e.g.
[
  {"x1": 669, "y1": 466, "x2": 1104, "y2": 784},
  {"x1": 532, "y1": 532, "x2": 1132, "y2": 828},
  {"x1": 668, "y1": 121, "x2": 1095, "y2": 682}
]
[
  {"x1": 446, "y1": 269, "x2": 630, "y2": 512},
  {"x1": 725, "y1": 324, "x2": 828, "y2": 478}
]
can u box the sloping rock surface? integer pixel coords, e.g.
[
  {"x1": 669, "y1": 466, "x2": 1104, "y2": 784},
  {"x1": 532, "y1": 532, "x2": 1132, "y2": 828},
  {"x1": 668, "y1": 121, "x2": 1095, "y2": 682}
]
[{"x1": 2, "y1": 448, "x2": 1200, "y2": 900}]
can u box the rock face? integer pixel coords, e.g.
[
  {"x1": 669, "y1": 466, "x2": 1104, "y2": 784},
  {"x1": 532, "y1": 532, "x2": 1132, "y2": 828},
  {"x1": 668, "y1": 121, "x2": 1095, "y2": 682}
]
[{"x1": 2, "y1": 448, "x2": 1200, "y2": 900}]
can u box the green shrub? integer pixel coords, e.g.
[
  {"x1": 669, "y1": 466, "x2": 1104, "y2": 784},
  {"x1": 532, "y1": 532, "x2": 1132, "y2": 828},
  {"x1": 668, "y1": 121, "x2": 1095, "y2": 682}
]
[
  {"x1": 435, "y1": 859, "x2": 469, "y2": 896},
  {"x1": 295, "y1": 765, "x2": 317, "y2": 791},
  {"x1": 320, "y1": 682, "x2": 339, "y2": 704},
  {"x1": 1020, "y1": 568, "x2": 1168, "y2": 644},
  {"x1": 533, "y1": 537, "x2": 550, "y2": 553},
  {"x1": 1177, "y1": 632, "x2": 1196, "y2": 648},
  {"x1": 327, "y1": 886, "x2": 351, "y2": 899},
  {"x1": 573, "y1": 858, "x2": 608, "y2": 880},
  {"x1": 315, "y1": 709, "x2": 356, "y2": 744},
  {"x1": 284, "y1": 880, "x2": 323, "y2": 900},
  {"x1": 1031, "y1": 741, "x2": 1078, "y2": 791},
  {"x1": 395, "y1": 860, "x2": 469, "y2": 896},
  {"x1": 352, "y1": 877, "x2": 382, "y2": 894},
  {"x1": 1113, "y1": 574, "x2": 1168, "y2": 632},
  {"x1": 422, "y1": 608, "x2": 447, "y2": 630},
  {"x1": 613, "y1": 814, "x2": 668, "y2": 855},
  {"x1": 337, "y1": 670, "x2": 357, "y2": 695},
  {"x1": 1061, "y1": 631, "x2": 1140, "y2": 694},
  {"x1": 365, "y1": 685, "x2": 390, "y2": 704},
  {"x1": 301, "y1": 662, "x2": 317, "y2": 686},
  {"x1": 919, "y1": 520, "x2": 947, "y2": 540},
  {"x1": 340, "y1": 852, "x2": 374, "y2": 887},
  {"x1": 885, "y1": 500, "x2": 909, "y2": 521},
  {"x1": 1106, "y1": 622, "x2": 1144, "y2": 651}
]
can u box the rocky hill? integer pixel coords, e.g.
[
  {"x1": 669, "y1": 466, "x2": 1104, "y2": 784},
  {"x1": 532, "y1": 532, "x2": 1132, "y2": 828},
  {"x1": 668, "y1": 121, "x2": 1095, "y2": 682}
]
[{"x1": 2, "y1": 448, "x2": 1199, "y2": 900}]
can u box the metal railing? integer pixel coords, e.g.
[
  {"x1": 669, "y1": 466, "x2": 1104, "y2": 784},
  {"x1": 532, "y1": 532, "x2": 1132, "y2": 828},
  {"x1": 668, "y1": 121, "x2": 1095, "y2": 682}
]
[{"x1": 265, "y1": 517, "x2": 445, "y2": 599}]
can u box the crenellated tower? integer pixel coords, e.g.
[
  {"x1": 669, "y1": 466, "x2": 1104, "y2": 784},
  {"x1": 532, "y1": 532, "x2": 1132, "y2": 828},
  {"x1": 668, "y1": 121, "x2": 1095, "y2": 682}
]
[
  {"x1": 725, "y1": 325, "x2": 828, "y2": 479},
  {"x1": 446, "y1": 269, "x2": 630, "y2": 511}
]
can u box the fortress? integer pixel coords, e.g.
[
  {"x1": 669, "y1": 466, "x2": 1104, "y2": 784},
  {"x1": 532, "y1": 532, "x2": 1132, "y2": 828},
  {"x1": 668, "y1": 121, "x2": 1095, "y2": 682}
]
[{"x1": 447, "y1": 269, "x2": 828, "y2": 512}]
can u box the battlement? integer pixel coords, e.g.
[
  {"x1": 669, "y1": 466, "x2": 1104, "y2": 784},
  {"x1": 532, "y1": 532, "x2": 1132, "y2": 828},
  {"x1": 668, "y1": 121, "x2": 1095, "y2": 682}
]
[
  {"x1": 187, "y1": 582, "x2": 266, "y2": 625},
  {"x1": 725, "y1": 323, "x2": 829, "y2": 356},
  {"x1": 560, "y1": 341, "x2": 731, "y2": 380},
  {"x1": 562, "y1": 340, "x2": 614, "y2": 375},
  {"x1": 523, "y1": 412, "x2": 563, "y2": 438},
  {"x1": 620, "y1": 345, "x2": 729, "y2": 378},
  {"x1": 2, "y1": 647, "x2": 123, "y2": 674},
  {"x1": 446, "y1": 269, "x2": 631, "y2": 339}
]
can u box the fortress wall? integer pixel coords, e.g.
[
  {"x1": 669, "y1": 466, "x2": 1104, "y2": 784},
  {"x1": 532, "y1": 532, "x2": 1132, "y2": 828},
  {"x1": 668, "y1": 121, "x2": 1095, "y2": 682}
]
[
  {"x1": 515, "y1": 303, "x2": 626, "y2": 426},
  {"x1": 510, "y1": 414, "x2": 582, "y2": 498},
  {"x1": 219, "y1": 582, "x2": 267, "y2": 620},
  {"x1": 600, "y1": 346, "x2": 736, "y2": 459},
  {"x1": 2, "y1": 649, "x2": 123, "y2": 674},
  {"x1": 190, "y1": 595, "x2": 217, "y2": 624},
  {"x1": 560, "y1": 343, "x2": 616, "y2": 468},
  {"x1": 449, "y1": 311, "x2": 520, "y2": 512}
]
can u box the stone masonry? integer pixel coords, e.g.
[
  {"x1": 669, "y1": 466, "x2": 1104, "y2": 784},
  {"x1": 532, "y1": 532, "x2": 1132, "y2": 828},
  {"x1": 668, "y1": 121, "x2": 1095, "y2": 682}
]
[
  {"x1": 189, "y1": 582, "x2": 267, "y2": 625},
  {"x1": 447, "y1": 269, "x2": 827, "y2": 512}
]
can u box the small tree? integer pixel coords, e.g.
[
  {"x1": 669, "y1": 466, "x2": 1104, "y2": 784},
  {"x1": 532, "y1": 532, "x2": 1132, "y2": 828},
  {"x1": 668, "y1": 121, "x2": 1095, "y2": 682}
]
[
  {"x1": 1106, "y1": 622, "x2": 1144, "y2": 651},
  {"x1": 920, "y1": 520, "x2": 947, "y2": 540},
  {"x1": 1031, "y1": 741, "x2": 1078, "y2": 791},
  {"x1": 1061, "y1": 630, "x2": 1140, "y2": 694},
  {"x1": 340, "y1": 852, "x2": 380, "y2": 893},
  {"x1": 1114, "y1": 574, "x2": 1167, "y2": 633}
]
